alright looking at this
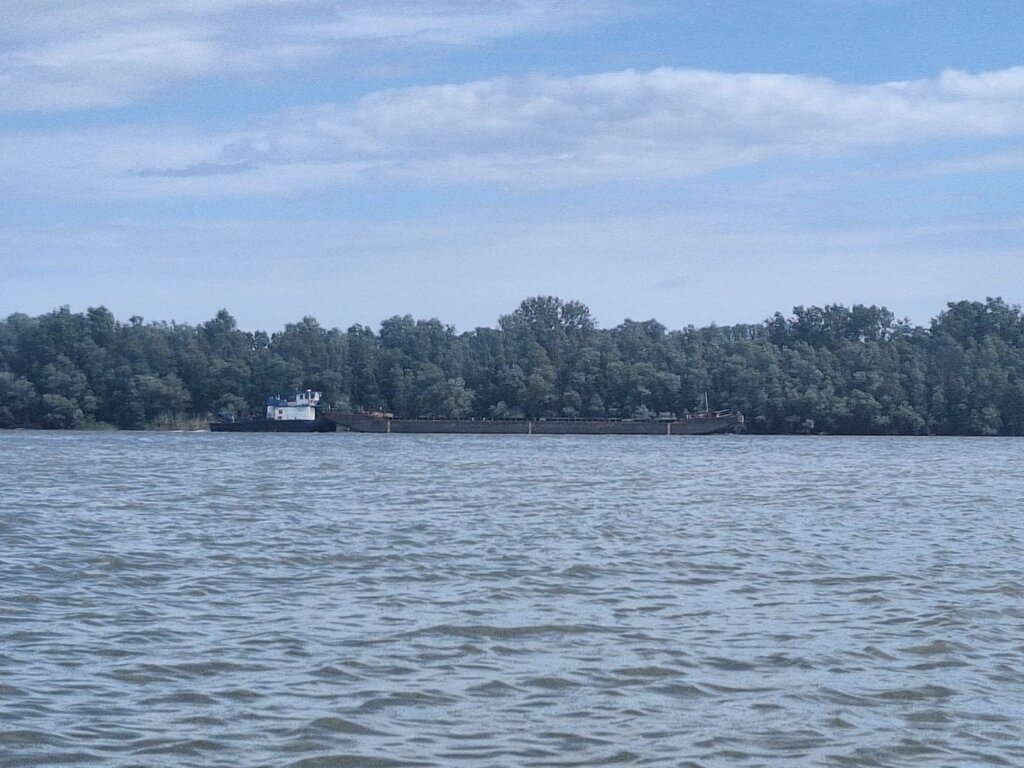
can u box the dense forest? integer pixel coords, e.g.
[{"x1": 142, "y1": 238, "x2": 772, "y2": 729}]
[{"x1": 1, "y1": 296, "x2": 1023, "y2": 434}]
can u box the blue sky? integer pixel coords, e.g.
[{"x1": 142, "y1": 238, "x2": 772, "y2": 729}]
[{"x1": 2, "y1": 0, "x2": 1023, "y2": 332}]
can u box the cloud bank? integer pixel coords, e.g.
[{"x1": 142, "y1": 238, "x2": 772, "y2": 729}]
[
  {"x1": 4, "y1": 65, "x2": 1024, "y2": 198},
  {"x1": 0, "y1": 0, "x2": 619, "y2": 111}
]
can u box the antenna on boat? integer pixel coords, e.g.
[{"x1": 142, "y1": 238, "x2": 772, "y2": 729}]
[{"x1": 704, "y1": 392, "x2": 710, "y2": 412}]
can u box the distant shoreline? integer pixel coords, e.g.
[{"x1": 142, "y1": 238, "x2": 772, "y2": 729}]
[{"x1": 3, "y1": 297, "x2": 1021, "y2": 436}]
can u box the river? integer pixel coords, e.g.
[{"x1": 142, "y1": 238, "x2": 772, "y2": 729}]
[{"x1": 2, "y1": 432, "x2": 1022, "y2": 766}]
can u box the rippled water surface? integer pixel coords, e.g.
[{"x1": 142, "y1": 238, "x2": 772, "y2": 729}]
[{"x1": 2, "y1": 432, "x2": 1023, "y2": 767}]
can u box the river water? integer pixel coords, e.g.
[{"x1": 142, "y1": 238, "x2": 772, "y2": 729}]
[{"x1": 2, "y1": 432, "x2": 1022, "y2": 767}]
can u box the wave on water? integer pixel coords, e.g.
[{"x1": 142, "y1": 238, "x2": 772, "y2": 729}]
[{"x1": 2, "y1": 432, "x2": 1023, "y2": 766}]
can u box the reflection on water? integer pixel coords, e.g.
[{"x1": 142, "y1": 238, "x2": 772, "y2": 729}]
[{"x1": 2, "y1": 432, "x2": 1023, "y2": 766}]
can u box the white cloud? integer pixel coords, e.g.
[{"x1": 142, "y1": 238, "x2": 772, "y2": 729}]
[
  {"x1": 289, "y1": 1, "x2": 617, "y2": 45},
  {"x1": 2, "y1": 29, "x2": 223, "y2": 110},
  {"x1": 0, "y1": 1, "x2": 622, "y2": 111},
  {"x1": 3, "y1": 66, "x2": 1024, "y2": 198}
]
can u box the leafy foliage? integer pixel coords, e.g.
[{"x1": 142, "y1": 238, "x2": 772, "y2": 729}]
[{"x1": 2, "y1": 297, "x2": 1023, "y2": 434}]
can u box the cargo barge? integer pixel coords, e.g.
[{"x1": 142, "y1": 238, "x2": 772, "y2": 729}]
[
  {"x1": 210, "y1": 390, "x2": 743, "y2": 435},
  {"x1": 324, "y1": 409, "x2": 743, "y2": 435}
]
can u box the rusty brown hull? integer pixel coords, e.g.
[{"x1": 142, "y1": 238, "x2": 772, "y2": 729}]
[{"x1": 324, "y1": 411, "x2": 743, "y2": 435}]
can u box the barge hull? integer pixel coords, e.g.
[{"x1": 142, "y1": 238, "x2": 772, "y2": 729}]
[
  {"x1": 209, "y1": 418, "x2": 337, "y2": 433},
  {"x1": 325, "y1": 411, "x2": 742, "y2": 435}
]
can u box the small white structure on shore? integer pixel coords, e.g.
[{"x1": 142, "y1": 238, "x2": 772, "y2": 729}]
[{"x1": 266, "y1": 390, "x2": 322, "y2": 421}]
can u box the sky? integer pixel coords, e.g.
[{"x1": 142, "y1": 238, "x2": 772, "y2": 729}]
[{"x1": 2, "y1": 0, "x2": 1024, "y2": 332}]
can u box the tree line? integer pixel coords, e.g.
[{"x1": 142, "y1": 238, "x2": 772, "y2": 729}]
[{"x1": 1, "y1": 296, "x2": 1023, "y2": 434}]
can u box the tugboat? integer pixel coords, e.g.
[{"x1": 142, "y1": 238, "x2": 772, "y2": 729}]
[{"x1": 209, "y1": 390, "x2": 337, "y2": 432}]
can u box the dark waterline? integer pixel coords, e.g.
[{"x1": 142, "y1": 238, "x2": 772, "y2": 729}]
[{"x1": 2, "y1": 432, "x2": 1023, "y2": 767}]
